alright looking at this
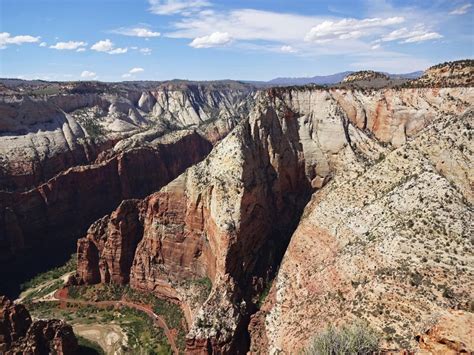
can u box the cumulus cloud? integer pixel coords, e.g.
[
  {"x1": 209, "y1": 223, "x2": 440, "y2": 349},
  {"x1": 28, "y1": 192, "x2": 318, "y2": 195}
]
[
  {"x1": 280, "y1": 45, "x2": 297, "y2": 53},
  {"x1": 305, "y1": 17, "x2": 404, "y2": 42},
  {"x1": 380, "y1": 27, "x2": 443, "y2": 43},
  {"x1": 76, "y1": 48, "x2": 86, "y2": 52},
  {"x1": 50, "y1": 41, "x2": 87, "y2": 50},
  {"x1": 139, "y1": 48, "x2": 152, "y2": 55},
  {"x1": 39, "y1": 42, "x2": 47, "y2": 47},
  {"x1": 81, "y1": 70, "x2": 97, "y2": 79},
  {"x1": 148, "y1": 0, "x2": 210, "y2": 15},
  {"x1": 122, "y1": 67, "x2": 145, "y2": 79},
  {"x1": 0, "y1": 32, "x2": 40, "y2": 49},
  {"x1": 91, "y1": 39, "x2": 127, "y2": 54},
  {"x1": 189, "y1": 31, "x2": 232, "y2": 48},
  {"x1": 112, "y1": 27, "x2": 161, "y2": 38},
  {"x1": 449, "y1": 4, "x2": 472, "y2": 15}
]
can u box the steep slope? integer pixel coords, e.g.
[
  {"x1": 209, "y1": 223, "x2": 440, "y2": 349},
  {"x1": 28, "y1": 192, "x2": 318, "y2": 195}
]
[
  {"x1": 250, "y1": 110, "x2": 473, "y2": 353},
  {"x1": 0, "y1": 295, "x2": 78, "y2": 354},
  {"x1": 0, "y1": 81, "x2": 254, "y2": 297},
  {"x1": 73, "y1": 86, "x2": 472, "y2": 352},
  {"x1": 0, "y1": 81, "x2": 254, "y2": 191}
]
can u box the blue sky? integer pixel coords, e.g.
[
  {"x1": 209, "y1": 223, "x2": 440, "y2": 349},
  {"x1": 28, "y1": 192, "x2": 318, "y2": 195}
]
[{"x1": 0, "y1": 0, "x2": 473, "y2": 81}]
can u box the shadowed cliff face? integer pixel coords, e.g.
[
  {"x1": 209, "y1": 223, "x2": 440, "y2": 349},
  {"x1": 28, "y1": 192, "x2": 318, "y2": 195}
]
[
  {"x1": 0, "y1": 295, "x2": 78, "y2": 354},
  {"x1": 0, "y1": 82, "x2": 256, "y2": 298},
  {"x1": 72, "y1": 86, "x2": 472, "y2": 353}
]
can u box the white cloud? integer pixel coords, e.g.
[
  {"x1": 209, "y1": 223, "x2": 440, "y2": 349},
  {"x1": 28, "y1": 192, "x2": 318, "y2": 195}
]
[
  {"x1": 305, "y1": 17, "x2": 404, "y2": 42},
  {"x1": 91, "y1": 39, "x2": 114, "y2": 52},
  {"x1": 108, "y1": 47, "x2": 128, "y2": 54},
  {"x1": 450, "y1": 4, "x2": 472, "y2": 15},
  {"x1": 189, "y1": 31, "x2": 232, "y2": 48},
  {"x1": 122, "y1": 67, "x2": 145, "y2": 79},
  {"x1": 280, "y1": 45, "x2": 297, "y2": 53},
  {"x1": 39, "y1": 42, "x2": 47, "y2": 47},
  {"x1": 81, "y1": 70, "x2": 97, "y2": 79},
  {"x1": 91, "y1": 39, "x2": 127, "y2": 54},
  {"x1": 169, "y1": 9, "x2": 320, "y2": 43},
  {"x1": 50, "y1": 41, "x2": 87, "y2": 50},
  {"x1": 0, "y1": 32, "x2": 40, "y2": 49},
  {"x1": 148, "y1": 0, "x2": 210, "y2": 15},
  {"x1": 402, "y1": 32, "x2": 443, "y2": 43},
  {"x1": 381, "y1": 27, "x2": 442, "y2": 43},
  {"x1": 76, "y1": 48, "x2": 86, "y2": 52},
  {"x1": 112, "y1": 27, "x2": 161, "y2": 38},
  {"x1": 139, "y1": 47, "x2": 152, "y2": 55}
]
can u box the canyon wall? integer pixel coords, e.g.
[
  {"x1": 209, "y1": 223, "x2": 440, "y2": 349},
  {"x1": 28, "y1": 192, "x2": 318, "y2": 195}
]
[
  {"x1": 0, "y1": 82, "x2": 254, "y2": 296},
  {"x1": 250, "y1": 109, "x2": 473, "y2": 353},
  {"x1": 74, "y1": 86, "x2": 472, "y2": 352},
  {"x1": 0, "y1": 295, "x2": 78, "y2": 354}
]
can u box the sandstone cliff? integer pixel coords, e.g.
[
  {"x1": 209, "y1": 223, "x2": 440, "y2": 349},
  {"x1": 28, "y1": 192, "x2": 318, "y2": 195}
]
[
  {"x1": 250, "y1": 109, "x2": 473, "y2": 353},
  {"x1": 0, "y1": 81, "x2": 254, "y2": 296},
  {"x1": 74, "y1": 85, "x2": 472, "y2": 352},
  {"x1": 0, "y1": 295, "x2": 77, "y2": 354}
]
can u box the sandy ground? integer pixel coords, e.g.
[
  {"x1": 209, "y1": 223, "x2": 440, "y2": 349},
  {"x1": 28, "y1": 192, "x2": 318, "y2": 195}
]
[
  {"x1": 74, "y1": 323, "x2": 128, "y2": 354},
  {"x1": 17, "y1": 271, "x2": 73, "y2": 303}
]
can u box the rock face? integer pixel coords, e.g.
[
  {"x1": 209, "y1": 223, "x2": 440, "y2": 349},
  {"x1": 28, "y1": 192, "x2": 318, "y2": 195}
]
[
  {"x1": 342, "y1": 70, "x2": 390, "y2": 83},
  {"x1": 412, "y1": 60, "x2": 474, "y2": 87},
  {"x1": 0, "y1": 295, "x2": 77, "y2": 354},
  {"x1": 0, "y1": 131, "x2": 212, "y2": 261},
  {"x1": 416, "y1": 310, "x2": 474, "y2": 354},
  {"x1": 0, "y1": 81, "x2": 254, "y2": 191},
  {"x1": 0, "y1": 81, "x2": 254, "y2": 296},
  {"x1": 250, "y1": 109, "x2": 473, "y2": 353},
  {"x1": 75, "y1": 85, "x2": 472, "y2": 352}
]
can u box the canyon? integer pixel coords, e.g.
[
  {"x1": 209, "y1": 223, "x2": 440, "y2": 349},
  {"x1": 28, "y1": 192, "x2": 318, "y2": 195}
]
[{"x1": 1, "y1": 60, "x2": 473, "y2": 354}]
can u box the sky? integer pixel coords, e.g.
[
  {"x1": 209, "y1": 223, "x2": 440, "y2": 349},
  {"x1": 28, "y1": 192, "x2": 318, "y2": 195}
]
[{"x1": 0, "y1": 0, "x2": 473, "y2": 81}]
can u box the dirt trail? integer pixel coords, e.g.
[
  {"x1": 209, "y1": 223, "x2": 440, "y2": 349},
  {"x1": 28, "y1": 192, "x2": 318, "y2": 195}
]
[{"x1": 54, "y1": 289, "x2": 179, "y2": 354}]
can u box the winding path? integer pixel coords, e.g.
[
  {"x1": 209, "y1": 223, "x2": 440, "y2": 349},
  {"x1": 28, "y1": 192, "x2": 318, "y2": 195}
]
[{"x1": 53, "y1": 288, "x2": 179, "y2": 354}]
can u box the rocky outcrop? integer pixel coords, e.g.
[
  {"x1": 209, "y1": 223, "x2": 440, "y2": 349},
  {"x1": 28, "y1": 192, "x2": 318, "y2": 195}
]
[
  {"x1": 0, "y1": 295, "x2": 77, "y2": 354},
  {"x1": 410, "y1": 60, "x2": 474, "y2": 87},
  {"x1": 251, "y1": 110, "x2": 473, "y2": 353},
  {"x1": 74, "y1": 86, "x2": 472, "y2": 353},
  {"x1": 0, "y1": 81, "x2": 254, "y2": 192},
  {"x1": 416, "y1": 310, "x2": 474, "y2": 354},
  {"x1": 342, "y1": 70, "x2": 390, "y2": 83},
  {"x1": 0, "y1": 81, "x2": 254, "y2": 296},
  {"x1": 0, "y1": 131, "x2": 211, "y2": 261}
]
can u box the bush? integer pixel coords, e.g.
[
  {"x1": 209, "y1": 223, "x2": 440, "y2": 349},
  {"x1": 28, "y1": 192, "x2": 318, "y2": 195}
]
[{"x1": 306, "y1": 322, "x2": 379, "y2": 355}]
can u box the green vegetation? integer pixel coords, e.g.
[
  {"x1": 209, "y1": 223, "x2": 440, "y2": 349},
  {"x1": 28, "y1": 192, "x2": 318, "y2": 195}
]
[
  {"x1": 22, "y1": 278, "x2": 64, "y2": 302},
  {"x1": 67, "y1": 284, "x2": 187, "y2": 351},
  {"x1": 82, "y1": 118, "x2": 105, "y2": 139},
  {"x1": 20, "y1": 254, "x2": 76, "y2": 291},
  {"x1": 77, "y1": 335, "x2": 105, "y2": 355},
  {"x1": 182, "y1": 277, "x2": 213, "y2": 304},
  {"x1": 305, "y1": 322, "x2": 379, "y2": 355},
  {"x1": 27, "y1": 301, "x2": 172, "y2": 354},
  {"x1": 257, "y1": 282, "x2": 272, "y2": 308}
]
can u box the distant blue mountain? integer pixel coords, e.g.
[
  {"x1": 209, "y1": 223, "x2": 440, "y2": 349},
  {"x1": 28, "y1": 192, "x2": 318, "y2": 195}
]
[{"x1": 246, "y1": 70, "x2": 423, "y2": 86}]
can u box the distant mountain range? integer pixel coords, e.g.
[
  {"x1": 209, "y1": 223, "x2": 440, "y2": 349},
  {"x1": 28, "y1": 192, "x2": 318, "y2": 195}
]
[
  {"x1": 1, "y1": 71, "x2": 424, "y2": 88},
  {"x1": 246, "y1": 70, "x2": 423, "y2": 87}
]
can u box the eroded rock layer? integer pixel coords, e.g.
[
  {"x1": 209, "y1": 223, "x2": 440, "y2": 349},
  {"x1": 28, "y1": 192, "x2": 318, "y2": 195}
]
[
  {"x1": 250, "y1": 109, "x2": 473, "y2": 353},
  {"x1": 75, "y1": 85, "x2": 472, "y2": 353},
  {"x1": 0, "y1": 295, "x2": 77, "y2": 354}
]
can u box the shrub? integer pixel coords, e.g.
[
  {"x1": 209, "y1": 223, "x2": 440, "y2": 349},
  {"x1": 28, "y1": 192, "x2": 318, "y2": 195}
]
[{"x1": 305, "y1": 322, "x2": 379, "y2": 355}]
